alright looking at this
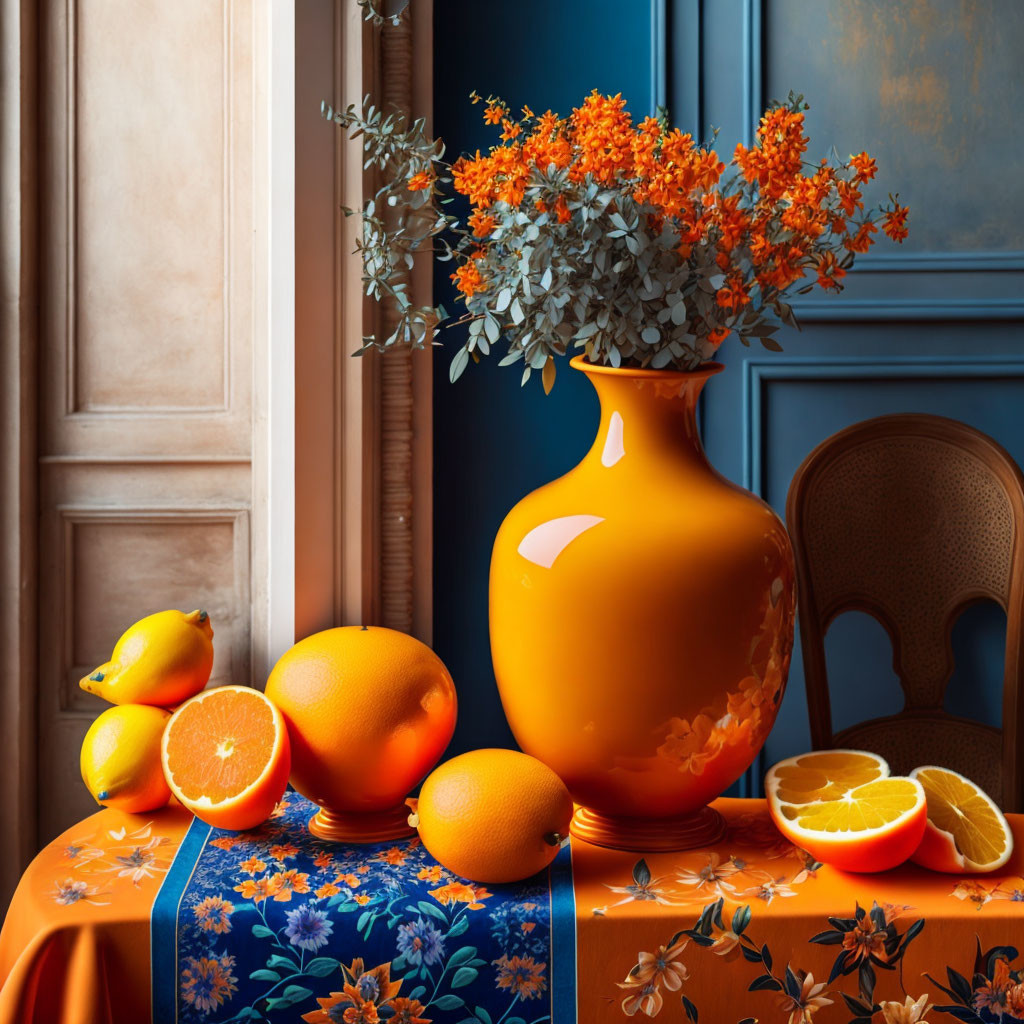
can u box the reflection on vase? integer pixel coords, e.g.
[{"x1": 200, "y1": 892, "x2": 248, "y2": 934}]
[{"x1": 489, "y1": 357, "x2": 795, "y2": 852}]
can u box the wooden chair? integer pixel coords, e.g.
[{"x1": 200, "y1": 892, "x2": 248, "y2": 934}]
[{"x1": 785, "y1": 414, "x2": 1024, "y2": 811}]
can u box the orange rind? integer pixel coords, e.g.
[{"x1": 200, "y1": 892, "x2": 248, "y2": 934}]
[
  {"x1": 909, "y1": 765, "x2": 1013, "y2": 874},
  {"x1": 765, "y1": 750, "x2": 926, "y2": 873}
]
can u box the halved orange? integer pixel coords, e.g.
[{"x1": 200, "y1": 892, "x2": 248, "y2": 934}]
[
  {"x1": 161, "y1": 685, "x2": 291, "y2": 831},
  {"x1": 764, "y1": 750, "x2": 927, "y2": 873},
  {"x1": 909, "y1": 766, "x2": 1014, "y2": 874}
]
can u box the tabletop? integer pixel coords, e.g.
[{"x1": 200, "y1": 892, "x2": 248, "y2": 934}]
[{"x1": 3, "y1": 794, "x2": 1024, "y2": 1024}]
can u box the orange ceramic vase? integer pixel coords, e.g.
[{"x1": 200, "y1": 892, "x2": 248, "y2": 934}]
[{"x1": 489, "y1": 356, "x2": 795, "y2": 851}]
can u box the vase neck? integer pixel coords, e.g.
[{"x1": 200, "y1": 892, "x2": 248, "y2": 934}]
[{"x1": 574, "y1": 359, "x2": 722, "y2": 472}]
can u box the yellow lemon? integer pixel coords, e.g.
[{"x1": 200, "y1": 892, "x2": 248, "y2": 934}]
[
  {"x1": 81, "y1": 704, "x2": 172, "y2": 812},
  {"x1": 80, "y1": 609, "x2": 214, "y2": 707}
]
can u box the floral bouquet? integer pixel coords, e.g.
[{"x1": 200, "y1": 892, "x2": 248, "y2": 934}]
[{"x1": 324, "y1": 90, "x2": 908, "y2": 390}]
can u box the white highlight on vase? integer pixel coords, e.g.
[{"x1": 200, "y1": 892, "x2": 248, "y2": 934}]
[
  {"x1": 517, "y1": 514, "x2": 605, "y2": 569},
  {"x1": 601, "y1": 410, "x2": 625, "y2": 466}
]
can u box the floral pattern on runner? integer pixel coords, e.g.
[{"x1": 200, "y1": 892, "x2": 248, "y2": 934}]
[{"x1": 171, "y1": 792, "x2": 558, "y2": 1023}]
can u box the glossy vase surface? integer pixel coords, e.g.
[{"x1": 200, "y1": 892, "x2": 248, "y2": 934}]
[{"x1": 489, "y1": 356, "x2": 795, "y2": 851}]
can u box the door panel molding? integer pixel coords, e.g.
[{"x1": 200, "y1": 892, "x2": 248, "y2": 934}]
[
  {"x1": 53, "y1": 507, "x2": 251, "y2": 717},
  {"x1": 757, "y1": 0, "x2": 1023, "y2": 269},
  {"x1": 742, "y1": 355, "x2": 1024, "y2": 497},
  {"x1": 737, "y1": 354, "x2": 1024, "y2": 791},
  {"x1": 850, "y1": 252, "x2": 1024, "y2": 273},
  {"x1": 42, "y1": 0, "x2": 253, "y2": 457},
  {"x1": 683, "y1": 0, "x2": 1022, "y2": 275},
  {"x1": 791, "y1": 296, "x2": 1024, "y2": 321},
  {"x1": 61, "y1": 0, "x2": 232, "y2": 417}
]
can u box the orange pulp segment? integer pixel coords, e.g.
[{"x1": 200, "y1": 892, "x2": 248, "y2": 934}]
[
  {"x1": 910, "y1": 766, "x2": 1013, "y2": 874},
  {"x1": 162, "y1": 685, "x2": 291, "y2": 831},
  {"x1": 780, "y1": 776, "x2": 922, "y2": 833},
  {"x1": 765, "y1": 750, "x2": 927, "y2": 873},
  {"x1": 771, "y1": 749, "x2": 887, "y2": 804}
]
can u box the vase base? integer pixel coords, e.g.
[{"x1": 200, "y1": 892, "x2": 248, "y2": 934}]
[
  {"x1": 308, "y1": 801, "x2": 415, "y2": 844},
  {"x1": 570, "y1": 804, "x2": 726, "y2": 852}
]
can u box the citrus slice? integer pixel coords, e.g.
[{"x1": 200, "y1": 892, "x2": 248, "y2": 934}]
[
  {"x1": 909, "y1": 766, "x2": 1013, "y2": 874},
  {"x1": 161, "y1": 685, "x2": 291, "y2": 831},
  {"x1": 764, "y1": 750, "x2": 927, "y2": 873}
]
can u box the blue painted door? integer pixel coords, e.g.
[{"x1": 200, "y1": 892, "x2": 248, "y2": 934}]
[
  {"x1": 695, "y1": 0, "x2": 1024, "y2": 791},
  {"x1": 432, "y1": 1, "x2": 1024, "y2": 790}
]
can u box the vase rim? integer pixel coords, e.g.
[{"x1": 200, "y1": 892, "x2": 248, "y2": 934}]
[{"x1": 569, "y1": 354, "x2": 725, "y2": 381}]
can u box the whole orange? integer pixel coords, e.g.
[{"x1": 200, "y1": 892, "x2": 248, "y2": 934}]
[
  {"x1": 264, "y1": 626, "x2": 457, "y2": 815},
  {"x1": 415, "y1": 748, "x2": 573, "y2": 883}
]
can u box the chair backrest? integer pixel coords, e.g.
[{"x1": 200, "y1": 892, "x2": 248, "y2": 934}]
[{"x1": 786, "y1": 414, "x2": 1024, "y2": 810}]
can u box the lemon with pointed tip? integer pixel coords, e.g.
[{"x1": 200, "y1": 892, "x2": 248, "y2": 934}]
[
  {"x1": 81, "y1": 704, "x2": 172, "y2": 813},
  {"x1": 80, "y1": 609, "x2": 214, "y2": 707}
]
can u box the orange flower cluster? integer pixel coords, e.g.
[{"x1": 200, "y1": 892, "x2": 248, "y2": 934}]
[
  {"x1": 450, "y1": 259, "x2": 486, "y2": 297},
  {"x1": 568, "y1": 91, "x2": 636, "y2": 184},
  {"x1": 429, "y1": 880, "x2": 493, "y2": 909},
  {"x1": 849, "y1": 151, "x2": 878, "y2": 183},
  {"x1": 453, "y1": 92, "x2": 728, "y2": 241},
  {"x1": 816, "y1": 250, "x2": 846, "y2": 291},
  {"x1": 634, "y1": 128, "x2": 725, "y2": 225},
  {"x1": 406, "y1": 171, "x2": 433, "y2": 191},
  {"x1": 883, "y1": 203, "x2": 910, "y2": 242},
  {"x1": 717, "y1": 108, "x2": 904, "y2": 305},
  {"x1": 442, "y1": 89, "x2": 907, "y2": 357},
  {"x1": 735, "y1": 107, "x2": 808, "y2": 200},
  {"x1": 233, "y1": 868, "x2": 311, "y2": 904},
  {"x1": 521, "y1": 111, "x2": 573, "y2": 173},
  {"x1": 468, "y1": 210, "x2": 496, "y2": 237}
]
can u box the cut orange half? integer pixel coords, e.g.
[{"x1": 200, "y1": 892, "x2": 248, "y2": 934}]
[
  {"x1": 161, "y1": 685, "x2": 291, "y2": 831},
  {"x1": 765, "y1": 750, "x2": 927, "y2": 873},
  {"x1": 909, "y1": 766, "x2": 1014, "y2": 874}
]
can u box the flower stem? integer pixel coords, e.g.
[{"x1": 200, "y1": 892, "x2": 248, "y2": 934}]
[
  {"x1": 426, "y1": 959, "x2": 453, "y2": 1006},
  {"x1": 495, "y1": 994, "x2": 521, "y2": 1024}
]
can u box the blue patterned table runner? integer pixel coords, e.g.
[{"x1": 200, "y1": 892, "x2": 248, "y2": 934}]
[{"x1": 152, "y1": 792, "x2": 576, "y2": 1024}]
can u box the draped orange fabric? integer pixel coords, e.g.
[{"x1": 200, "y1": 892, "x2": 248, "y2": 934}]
[
  {"x1": 0, "y1": 806, "x2": 190, "y2": 1024},
  {"x1": 3, "y1": 798, "x2": 1024, "y2": 1022}
]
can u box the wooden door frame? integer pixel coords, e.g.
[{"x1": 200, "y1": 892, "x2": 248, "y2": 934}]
[
  {"x1": 293, "y1": 0, "x2": 434, "y2": 647},
  {"x1": 0, "y1": 0, "x2": 39, "y2": 905},
  {"x1": 253, "y1": 0, "x2": 298, "y2": 681}
]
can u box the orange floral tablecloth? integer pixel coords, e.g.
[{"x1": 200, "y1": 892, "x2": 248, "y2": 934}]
[
  {"x1": 3, "y1": 797, "x2": 1024, "y2": 1023},
  {"x1": 0, "y1": 804, "x2": 191, "y2": 1024}
]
